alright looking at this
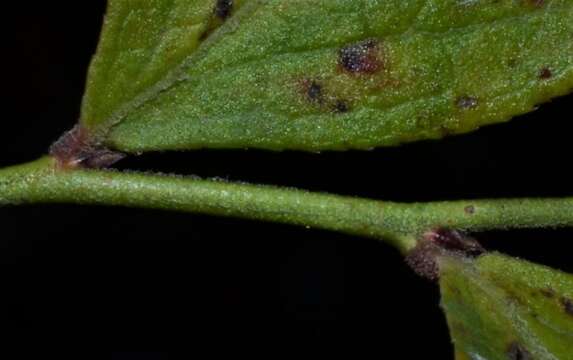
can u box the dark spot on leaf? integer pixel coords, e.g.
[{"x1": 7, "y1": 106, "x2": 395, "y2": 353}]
[
  {"x1": 531, "y1": 312, "x2": 539, "y2": 319},
  {"x1": 507, "y1": 342, "x2": 532, "y2": 360},
  {"x1": 456, "y1": 96, "x2": 478, "y2": 110},
  {"x1": 307, "y1": 81, "x2": 323, "y2": 103},
  {"x1": 215, "y1": 0, "x2": 233, "y2": 20},
  {"x1": 464, "y1": 205, "x2": 475, "y2": 214},
  {"x1": 561, "y1": 297, "x2": 573, "y2": 316},
  {"x1": 333, "y1": 100, "x2": 349, "y2": 113},
  {"x1": 538, "y1": 67, "x2": 552, "y2": 80},
  {"x1": 50, "y1": 125, "x2": 91, "y2": 167},
  {"x1": 299, "y1": 79, "x2": 350, "y2": 113},
  {"x1": 200, "y1": 0, "x2": 235, "y2": 40},
  {"x1": 199, "y1": 27, "x2": 213, "y2": 41},
  {"x1": 199, "y1": 30, "x2": 210, "y2": 41},
  {"x1": 299, "y1": 79, "x2": 326, "y2": 105},
  {"x1": 540, "y1": 288, "x2": 555, "y2": 298},
  {"x1": 49, "y1": 125, "x2": 124, "y2": 169},
  {"x1": 339, "y1": 39, "x2": 383, "y2": 75}
]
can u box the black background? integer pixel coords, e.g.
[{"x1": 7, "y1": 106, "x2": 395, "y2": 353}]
[{"x1": 2, "y1": 2, "x2": 572, "y2": 357}]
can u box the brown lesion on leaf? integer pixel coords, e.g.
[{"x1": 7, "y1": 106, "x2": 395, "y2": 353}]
[
  {"x1": 199, "y1": 0, "x2": 235, "y2": 41},
  {"x1": 507, "y1": 341, "x2": 532, "y2": 360},
  {"x1": 456, "y1": 95, "x2": 479, "y2": 110},
  {"x1": 539, "y1": 288, "x2": 555, "y2": 298},
  {"x1": 338, "y1": 39, "x2": 384, "y2": 75},
  {"x1": 298, "y1": 78, "x2": 326, "y2": 106},
  {"x1": 199, "y1": 27, "x2": 214, "y2": 41},
  {"x1": 297, "y1": 78, "x2": 351, "y2": 115},
  {"x1": 538, "y1": 67, "x2": 552, "y2": 80},
  {"x1": 332, "y1": 100, "x2": 350, "y2": 113},
  {"x1": 561, "y1": 297, "x2": 573, "y2": 316},
  {"x1": 215, "y1": 0, "x2": 234, "y2": 20},
  {"x1": 405, "y1": 228, "x2": 485, "y2": 281},
  {"x1": 302, "y1": 79, "x2": 324, "y2": 104},
  {"x1": 49, "y1": 125, "x2": 125, "y2": 169},
  {"x1": 464, "y1": 205, "x2": 475, "y2": 215}
]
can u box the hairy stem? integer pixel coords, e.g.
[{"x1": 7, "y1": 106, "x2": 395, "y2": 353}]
[{"x1": 1, "y1": 157, "x2": 572, "y2": 252}]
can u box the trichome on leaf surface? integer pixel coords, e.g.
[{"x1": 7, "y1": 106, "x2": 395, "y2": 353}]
[{"x1": 1, "y1": 0, "x2": 573, "y2": 357}]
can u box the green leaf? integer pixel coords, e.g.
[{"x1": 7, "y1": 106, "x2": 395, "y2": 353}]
[
  {"x1": 81, "y1": 0, "x2": 245, "y2": 132},
  {"x1": 439, "y1": 253, "x2": 573, "y2": 359},
  {"x1": 78, "y1": 0, "x2": 573, "y2": 153}
]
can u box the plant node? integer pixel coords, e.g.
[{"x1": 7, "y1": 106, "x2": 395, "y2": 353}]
[{"x1": 405, "y1": 228, "x2": 485, "y2": 281}]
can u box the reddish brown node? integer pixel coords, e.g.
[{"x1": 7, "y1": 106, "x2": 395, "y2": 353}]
[
  {"x1": 83, "y1": 150, "x2": 126, "y2": 169},
  {"x1": 49, "y1": 125, "x2": 124, "y2": 169},
  {"x1": 423, "y1": 228, "x2": 485, "y2": 257},
  {"x1": 49, "y1": 125, "x2": 92, "y2": 168},
  {"x1": 405, "y1": 228, "x2": 485, "y2": 281},
  {"x1": 404, "y1": 241, "x2": 442, "y2": 281}
]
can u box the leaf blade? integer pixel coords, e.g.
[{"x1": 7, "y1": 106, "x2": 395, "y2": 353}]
[
  {"x1": 81, "y1": 0, "x2": 252, "y2": 131},
  {"x1": 440, "y1": 253, "x2": 573, "y2": 359},
  {"x1": 80, "y1": 0, "x2": 573, "y2": 152}
]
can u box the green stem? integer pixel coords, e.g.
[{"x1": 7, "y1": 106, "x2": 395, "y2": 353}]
[{"x1": 1, "y1": 157, "x2": 572, "y2": 252}]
